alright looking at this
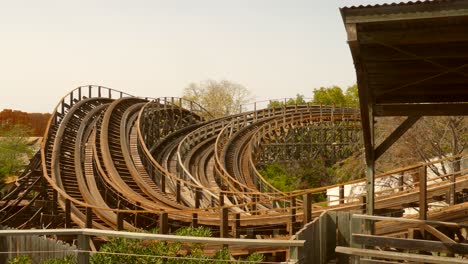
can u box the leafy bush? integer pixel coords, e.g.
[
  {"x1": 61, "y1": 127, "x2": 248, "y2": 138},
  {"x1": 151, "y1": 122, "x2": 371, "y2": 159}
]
[
  {"x1": 90, "y1": 226, "x2": 263, "y2": 263},
  {"x1": 41, "y1": 255, "x2": 76, "y2": 264},
  {"x1": 8, "y1": 256, "x2": 31, "y2": 264}
]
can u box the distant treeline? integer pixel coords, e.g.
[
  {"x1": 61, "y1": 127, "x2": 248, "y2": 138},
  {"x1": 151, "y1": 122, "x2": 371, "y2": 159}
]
[{"x1": 0, "y1": 109, "x2": 51, "y2": 136}]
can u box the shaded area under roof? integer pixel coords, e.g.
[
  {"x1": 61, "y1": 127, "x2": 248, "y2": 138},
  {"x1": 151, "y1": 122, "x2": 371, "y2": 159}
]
[{"x1": 341, "y1": 0, "x2": 468, "y2": 217}]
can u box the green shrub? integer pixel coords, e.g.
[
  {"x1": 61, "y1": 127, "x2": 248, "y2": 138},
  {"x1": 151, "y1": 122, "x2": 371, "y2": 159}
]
[
  {"x1": 8, "y1": 256, "x2": 31, "y2": 264},
  {"x1": 41, "y1": 255, "x2": 76, "y2": 264}
]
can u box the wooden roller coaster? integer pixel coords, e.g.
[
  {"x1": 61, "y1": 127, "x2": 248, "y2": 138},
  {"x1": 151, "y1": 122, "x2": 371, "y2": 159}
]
[{"x1": 0, "y1": 85, "x2": 466, "y2": 244}]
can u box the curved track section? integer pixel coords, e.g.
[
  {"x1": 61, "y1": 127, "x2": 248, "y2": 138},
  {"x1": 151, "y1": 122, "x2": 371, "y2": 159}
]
[{"x1": 1, "y1": 86, "x2": 467, "y2": 240}]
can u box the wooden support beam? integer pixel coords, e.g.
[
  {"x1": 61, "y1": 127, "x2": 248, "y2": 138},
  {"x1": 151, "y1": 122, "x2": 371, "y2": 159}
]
[
  {"x1": 159, "y1": 213, "x2": 168, "y2": 234},
  {"x1": 374, "y1": 116, "x2": 420, "y2": 160},
  {"x1": 192, "y1": 189, "x2": 201, "y2": 227},
  {"x1": 85, "y1": 207, "x2": 93, "y2": 229},
  {"x1": 65, "y1": 199, "x2": 71, "y2": 228},
  {"x1": 421, "y1": 225, "x2": 456, "y2": 243},
  {"x1": 374, "y1": 103, "x2": 468, "y2": 116},
  {"x1": 52, "y1": 190, "x2": 58, "y2": 216},
  {"x1": 220, "y1": 208, "x2": 229, "y2": 238},
  {"x1": 419, "y1": 166, "x2": 427, "y2": 239},
  {"x1": 290, "y1": 196, "x2": 296, "y2": 236},
  {"x1": 335, "y1": 246, "x2": 467, "y2": 264},
  {"x1": 116, "y1": 212, "x2": 124, "y2": 231},
  {"x1": 176, "y1": 181, "x2": 181, "y2": 203},
  {"x1": 339, "y1": 185, "x2": 345, "y2": 205},
  {"x1": 353, "y1": 234, "x2": 468, "y2": 255},
  {"x1": 303, "y1": 193, "x2": 312, "y2": 224},
  {"x1": 233, "y1": 213, "x2": 241, "y2": 238}
]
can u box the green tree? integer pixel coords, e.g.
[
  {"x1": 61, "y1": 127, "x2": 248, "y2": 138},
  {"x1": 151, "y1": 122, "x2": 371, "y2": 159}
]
[
  {"x1": 267, "y1": 94, "x2": 307, "y2": 108},
  {"x1": 312, "y1": 85, "x2": 359, "y2": 107},
  {"x1": 344, "y1": 84, "x2": 359, "y2": 107},
  {"x1": 0, "y1": 124, "x2": 34, "y2": 183},
  {"x1": 183, "y1": 80, "x2": 252, "y2": 119}
]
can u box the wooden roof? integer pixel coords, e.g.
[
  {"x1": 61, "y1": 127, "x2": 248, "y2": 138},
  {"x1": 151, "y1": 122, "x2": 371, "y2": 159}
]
[{"x1": 341, "y1": 0, "x2": 468, "y2": 163}]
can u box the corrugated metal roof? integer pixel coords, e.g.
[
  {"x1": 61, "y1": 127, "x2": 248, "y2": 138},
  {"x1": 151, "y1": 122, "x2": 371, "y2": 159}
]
[{"x1": 341, "y1": 0, "x2": 457, "y2": 10}]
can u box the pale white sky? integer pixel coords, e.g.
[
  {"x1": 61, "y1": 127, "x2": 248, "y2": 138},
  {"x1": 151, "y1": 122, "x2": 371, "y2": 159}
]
[{"x1": 0, "y1": 0, "x2": 401, "y2": 112}]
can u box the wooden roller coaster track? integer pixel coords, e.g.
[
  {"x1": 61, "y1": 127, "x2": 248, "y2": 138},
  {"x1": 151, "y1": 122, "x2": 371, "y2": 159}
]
[{"x1": 0, "y1": 86, "x2": 466, "y2": 245}]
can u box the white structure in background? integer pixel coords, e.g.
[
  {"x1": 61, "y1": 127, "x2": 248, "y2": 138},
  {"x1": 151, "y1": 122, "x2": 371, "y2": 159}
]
[{"x1": 326, "y1": 155, "x2": 467, "y2": 216}]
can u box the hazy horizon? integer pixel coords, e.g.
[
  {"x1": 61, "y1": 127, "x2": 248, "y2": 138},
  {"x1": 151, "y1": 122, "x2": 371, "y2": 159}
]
[{"x1": 1, "y1": 0, "x2": 401, "y2": 113}]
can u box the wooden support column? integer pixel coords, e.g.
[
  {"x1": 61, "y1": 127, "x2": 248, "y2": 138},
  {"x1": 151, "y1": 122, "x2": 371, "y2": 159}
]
[
  {"x1": 52, "y1": 190, "x2": 58, "y2": 216},
  {"x1": 251, "y1": 194, "x2": 257, "y2": 215},
  {"x1": 176, "y1": 181, "x2": 181, "y2": 203},
  {"x1": 65, "y1": 199, "x2": 71, "y2": 228},
  {"x1": 399, "y1": 174, "x2": 404, "y2": 192},
  {"x1": 233, "y1": 213, "x2": 241, "y2": 238},
  {"x1": 419, "y1": 166, "x2": 427, "y2": 221},
  {"x1": 85, "y1": 207, "x2": 93, "y2": 229},
  {"x1": 159, "y1": 212, "x2": 168, "y2": 234},
  {"x1": 192, "y1": 189, "x2": 201, "y2": 227},
  {"x1": 161, "y1": 172, "x2": 166, "y2": 193},
  {"x1": 339, "y1": 185, "x2": 345, "y2": 205},
  {"x1": 303, "y1": 193, "x2": 312, "y2": 224},
  {"x1": 419, "y1": 166, "x2": 427, "y2": 240},
  {"x1": 219, "y1": 193, "x2": 229, "y2": 239},
  {"x1": 360, "y1": 196, "x2": 367, "y2": 214},
  {"x1": 116, "y1": 211, "x2": 124, "y2": 231},
  {"x1": 290, "y1": 196, "x2": 296, "y2": 236}
]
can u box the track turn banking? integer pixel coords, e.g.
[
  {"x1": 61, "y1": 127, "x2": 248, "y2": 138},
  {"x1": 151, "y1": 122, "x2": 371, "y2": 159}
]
[{"x1": 1, "y1": 86, "x2": 467, "y2": 239}]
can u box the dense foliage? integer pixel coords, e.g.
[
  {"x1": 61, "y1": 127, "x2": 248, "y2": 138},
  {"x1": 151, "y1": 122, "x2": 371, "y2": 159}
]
[{"x1": 0, "y1": 124, "x2": 34, "y2": 188}]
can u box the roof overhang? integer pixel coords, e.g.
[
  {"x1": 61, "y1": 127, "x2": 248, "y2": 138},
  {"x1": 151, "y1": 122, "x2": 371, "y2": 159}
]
[{"x1": 341, "y1": 0, "x2": 468, "y2": 164}]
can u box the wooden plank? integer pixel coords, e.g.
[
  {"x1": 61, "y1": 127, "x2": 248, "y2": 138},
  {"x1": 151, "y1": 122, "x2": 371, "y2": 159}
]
[
  {"x1": 374, "y1": 103, "x2": 468, "y2": 116},
  {"x1": 335, "y1": 246, "x2": 467, "y2": 264},
  {"x1": 353, "y1": 233, "x2": 468, "y2": 254},
  {"x1": 353, "y1": 214, "x2": 468, "y2": 228},
  {"x1": 421, "y1": 224, "x2": 456, "y2": 243},
  {"x1": 360, "y1": 259, "x2": 405, "y2": 264},
  {"x1": 374, "y1": 116, "x2": 420, "y2": 160}
]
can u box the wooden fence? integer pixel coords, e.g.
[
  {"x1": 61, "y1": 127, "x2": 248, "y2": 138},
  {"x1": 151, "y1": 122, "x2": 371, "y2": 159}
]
[{"x1": 0, "y1": 226, "x2": 76, "y2": 264}]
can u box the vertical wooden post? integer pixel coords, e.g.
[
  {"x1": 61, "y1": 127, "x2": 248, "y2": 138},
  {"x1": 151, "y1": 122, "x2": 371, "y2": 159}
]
[
  {"x1": 233, "y1": 213, "x2": 241, "y2": 238},
  {"x1": 290, "y1": 196, "x2": 296, "y2": 236},
  {"x1": 251, "y1": 194, "x2": 257, "y2": 215},
  {"x1": 161, "y1": 173, "x2": 166, "y2": 193},
  {"x1": 220, "y1": 193, "x2": 229, "y2": 239},
  {"x1": 85, "y1": 207, "x2": 93, "y2": 229},
  {"x1": 399, "y1": 174, "x2": 404, "y2": 192},
  {"x1": 419, "y1": 166, "x2": 427, "y2": 221},
  {"x1": 65, "y1": 199, "x2": 71, "y2": 228},
  {"x1": 117, "y1": 211, "x2": 124, "y2": 231},
  {"x1": 77, "y1": 234, "x2": 90, "y2": 264},
  {"x1": 360, "y1": 196, "x2": 366, "y2": 214},
  {"x1": 449, "y1": 170, "x2": 456, "y2": 206},
  {"x1": 52, "y1": 190, "x2": 58, "y2": 216},
  {"x1": 339, "y1": 185, "x2": 345, "y2": 205},
  {"x1": 159, "y1": 212, "x2": 168, "y2": 234},
  {"x1": 192, "y1": 189, "x2": 200, "y2": 227},
  {"x1": 419, "y1": 166, "x2": 427, "y2": 240},
  {"x1": 176, "y1": 181, "x2": 181, "y2": 203},
  {"x1": 303, "y1": 193, "x2": 312, "y2": 225}
]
